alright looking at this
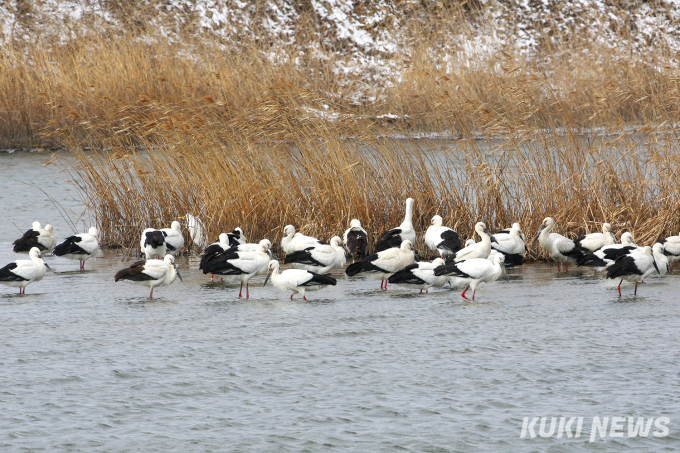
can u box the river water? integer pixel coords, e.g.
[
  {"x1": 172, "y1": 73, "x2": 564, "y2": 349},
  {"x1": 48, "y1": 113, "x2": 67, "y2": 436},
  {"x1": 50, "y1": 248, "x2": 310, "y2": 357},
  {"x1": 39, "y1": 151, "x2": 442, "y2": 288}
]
[{"x1": 1, "y1": 152, "x2": 679, "y2": 452}]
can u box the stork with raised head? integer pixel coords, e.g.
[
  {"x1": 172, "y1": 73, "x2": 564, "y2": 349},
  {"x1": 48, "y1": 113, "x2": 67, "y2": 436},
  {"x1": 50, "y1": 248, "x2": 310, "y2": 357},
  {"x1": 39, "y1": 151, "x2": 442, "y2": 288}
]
[
  {"x1": 424, "y1": 215, "x2": 462, "y2": 258},
  {"x1": 434, "y1": 253, "x2": 506, "y2": 300},
  {"x1": 534, "y1": 217, "x2": 583, "y2": 272},
  {"x1": 114, "y1": 254, "x2": 182, "y2": 299},
  {"x1": 0, "y1": 247, "x2": 49, "y2": 294},
  {"x1": 184, "y1": 214, "x2": 209, "y2": 249},
  {"x1": 161, "y1": 221, "x2": 185, "y2": 256},
  {"x1": 343, "y1": 219, "x2": 369, "y2": 260},
  {"x1": 200, "y1": 240, "x2": 271, "y2": 298},
  {"x1": 13, "y1": 222, "x2": 57, "y2": 254},
  {"x1": 346, "y1": 240, "x2": 416, "y2": 290},
  {"x1": 490, "y1": 223, "x2": 526, "y2": 267},
  {"x1": 606, "y1": 246, "x2": 659, "y2": 297},
  {"x1": 54, "y1": 226, "x2": 99, "y2": 270},
  {"x1": 574, "y1": 223, "x2": 616, "y2": 253},
  {"x1": 448, "y1": 222, "x2": 496, "y2": 262},
  {"x1": 264, "y1": 260, "x2": 337, "y2": 301},
  {"x1": 284, "y1": 236, "x2": 346, "y2": 274},
  {"x1": 576, "y1": 232, "x2": 638, "y2": 271},
  {"x1": 280, "y1": 225, "x2": 322, "y2": 254},
  {"x1": 374, "y1": 198, "x2": 416, "y2": 252},
  {"x1": 387, "y1": 258, "x2": 448, "y2": 293}
]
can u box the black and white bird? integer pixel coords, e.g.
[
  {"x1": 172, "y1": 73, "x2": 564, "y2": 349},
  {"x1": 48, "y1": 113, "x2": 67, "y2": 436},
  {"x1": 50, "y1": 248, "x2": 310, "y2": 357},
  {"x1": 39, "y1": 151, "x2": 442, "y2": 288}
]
[
  {"x1": 226, "y1": 228, "x2": 247, "y2": 247},
  {"x1": 574, "y1": 223, "x2": 616, "y2": 253},
  {"x1": 346, "y1": 240, "x2": 416, "y2": 290},
  {"x1": 161, "y1": 221, "x2": 184, "y2": 256},
  {"x1": 184, "y1": 213, "x2": 209, "y2": 249},
  {"x1": 606, "y1": 246, "x2": 660, "y2": 297},
  {"x1": 576, "y1": 232, "x2": 637, "y2": 271},
  {"x1": 264, "y1": 260, "x2": 337, "y2": 301},
  {"x1": 343, "y1": 219, "x2": 369, "y2": 260},
  {"x1": 658, "y1": 232, "x2": 680, "y2": 271},
  {"x1": 490, "y1": 223, "x2": 526, "y2": 267},
  {"x1": 284, "y1": 236, "x2": 346, "y2": 274},
  {"x1": 13, "y1": 222, "x2": 57, "y2": 254},
  {"x1": 374, "y1": 198, "x2": 416, "y2": 252},
  {"x1": 534, "y1": 217, "x2": 583, "y2": 272},
  {"x1": 424, "y1": 215, "x2": 461, "y2": 258},
  {"x1": 434, "y1": 253, "x2": 506, "y2": 300},
  {"x1": 495, "y1": 222, "x2": 527, "y2": 242},
  {"x1": 448, "y1": 222, "x2": 496, "y2": 262},
  {"x1": 0, "y1": 247, "x2": 49, "y2": 294},
  {"x1": 53, "y1": 226, "x2": 99, "y2": 270},
  {"x1": 114, "y1": 254, "x2": 182, "y2": 299},
  {"x1": 200, "y1": 240, "x2": 271, "y2": 298},
  {"x1": 280, "y1": 225, "x2": 323, "y2": 254},
  {"x1": 387, "y1": 258, "x2": 447, "y2": 292},
  {"x1": 140, "y1": 228, "x2": 166, "y2": 259},
  {"x1": 200, "y1": 238, "x2": 273, "y2": 281}
]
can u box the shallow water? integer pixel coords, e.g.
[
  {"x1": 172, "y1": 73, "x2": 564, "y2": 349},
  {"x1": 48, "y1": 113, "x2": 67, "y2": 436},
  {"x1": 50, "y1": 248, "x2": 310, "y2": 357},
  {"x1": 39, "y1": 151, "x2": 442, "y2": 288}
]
[{"x1": 1, "y1": 152, "x2": 680, "y2": 452}]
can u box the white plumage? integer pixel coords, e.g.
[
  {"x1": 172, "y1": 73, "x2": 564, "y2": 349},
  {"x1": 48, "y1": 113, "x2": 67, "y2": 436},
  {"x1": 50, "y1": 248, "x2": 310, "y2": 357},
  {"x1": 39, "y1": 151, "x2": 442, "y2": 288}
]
[
  {"x1": 284, "y1": 236, "x2": 346, "y2": 274},
  {"x1": 658, "y1": 232, "x2": 680, "y2": 271},
  {"x1": 161, "y1": 220, "x2": 184, "y2": 256},
  {"x1": 12, "y1": 222, "x2": 56, "y2": 254},
  {"x1": 264, "y1": 260, "x2": 337, "y2": 300},
  {"x1": 345, "y1": 240, "x2": 416, "y2": 289},
  {"x1": 184, "y1": 214, "x2": 209, "y2": 249},
  {"x1": 574, "y1": 222, "x2": 616, "y2": 252},
  {"x1": 387, "y1": 258, "x2": 448, "y2": 292},
  {"x1": 576, "y1": 232, "x2": 638, "y2": 271},
  {"x1": 374, "y1": 198, "x2": 416, "y2": 252},
  {"x1": 534, "y1": 217, "x2": 582, "y2": 272},
  {"x1": 343, "y1": 219, "x2": 369, "y2": 259},
  {"x1": 54, "y1": 226, "x2": 99, "y2": 270},
  {"x1": 452, "y1": 222, "x2": 495, "y2": 261},
  {"x1": 200, "y1": 240, "x2": 271, "y2": 298},
  {"x1": 140, "y1": 228, "x2": 166, "y2": 259},
  {"x1": 605, "y1": 245, "x2": 663, "y2": 296},
  {"x1": 280, "y1": 225, "x2": 322, "y2": 254},
  {"x1": 0, "y1": 247, "x2": 49, "y2": 294},
  {"x1": 115, "y1": 254, "x2": 182, "y2": 299},
  {"x1": 490, "y1": 223, "x2": 526, "y2": 266},
  {"x1": 434, "y1": 253, "x2": 506, "y2": 300},
  {"x1": 424, "y1": 215, "x2": 461, "y2": 258}
]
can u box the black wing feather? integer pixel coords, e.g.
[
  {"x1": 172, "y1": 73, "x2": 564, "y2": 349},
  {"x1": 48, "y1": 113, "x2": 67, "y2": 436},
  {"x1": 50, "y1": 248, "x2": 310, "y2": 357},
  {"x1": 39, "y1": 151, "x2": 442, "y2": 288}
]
[
  {"x1": 437, "y1": 229, "x2": 462, "y2": 254},
  {"x1": 54, "y1": 236, "x2": 87, "y2": 256},
  {"x1": 284, "y1": 250, "x2": 325, "y2": 267},
  {"x1": 374, "y1": 228, "x2": 403, "y2": 252},
  {"x1": 346, "y1": 230, "x2": 368, "y2": 257},
  {"x1": 606, "y1": 256, "x2": 643, "y2": 279},
  {"x1": 114, "y1": 260, "x2": 156, "y2": 282},
  {"x1": 300, "y1": 272, "x2": 337, "y2": 286},
  {"x1": 433, "y1": 262, "x2": 473, "y2": 278},
  {"x1": 0, "y1": 262, "x2": 28, "y2": 281}
]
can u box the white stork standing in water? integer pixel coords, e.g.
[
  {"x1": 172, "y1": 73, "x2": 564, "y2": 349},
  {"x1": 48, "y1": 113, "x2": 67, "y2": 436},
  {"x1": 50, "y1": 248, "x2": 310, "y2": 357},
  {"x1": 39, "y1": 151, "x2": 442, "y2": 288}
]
[
  {"x1": 606, "y1": 245, "x2": 663, "y2": 297},
  {"x1": 374, "y1": 198, "x2": 416, "y2": 252},
  {"x1": 161, "y1": 221, "x2": 184, "y2": 256},
  {"x1": 343, "y1": 219, "x2": 369, "y2": 260},
  {"x1": 346, "y1": 240, "x2": 416, "y2": 290},
  {"x1": 424, "y1": 215, "x2": 462, "y2": 258},
  {"x1": 114, "y1": 254, "x2": 182, "y2": 299},
  {"x1": 658, "y1": 232, "x2": 680, "y2": 272},
  {"x1": 387, "y1": 258, "x2": 448, "y2": 293},
  {"x1": 54, "y1": 226, "x2": 99, "y2": 270},
  {"x1": 200, "y1": 240, "x2": 271, "y2": 298},
  {"x1": 574, "y1": 222, "x2": 616, "y2": 253},
  {"x1": 534, "y1": 217, "x2": 583, "y2": 272},
  {"x1": 0, "y1": 247, "x2": 49, "y2": 294},
  {"x1": 490, "y1": 223, "x2": 526, "y2": 267},
  {"x1": 448, "y1": 222, "x2": 496, "y2": 262},
  {"x1": 576, "y1": 232, "x2": 638, "y2": 271},
  {"x1": 200, "y1": 238, "x2": 273, "y2": 281},
  {"x1": 13, "y1": 222, "x2": 57, "y2": 254},
  {"x1": 284, "y1": 236, "x2": 346, "y2": 274},
  {"x1": 140, "y1": 228, "x2": 166, "y2": 259},
  {"x1": 264, "y1": 260, "x2": 337, "y2": 301},
  {"x1": 434, "y1": 254, "x2": 506, "y2": 300},
  {"x1": 280, "y1": 225, "x2": 323, "y2": 254}
]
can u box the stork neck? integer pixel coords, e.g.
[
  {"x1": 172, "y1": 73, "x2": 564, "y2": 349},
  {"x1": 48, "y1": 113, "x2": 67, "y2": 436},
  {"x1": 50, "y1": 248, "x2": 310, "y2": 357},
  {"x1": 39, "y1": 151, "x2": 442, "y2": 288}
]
[{"x1": 402, "y1": 201, "x2": 413, "y2": 227}]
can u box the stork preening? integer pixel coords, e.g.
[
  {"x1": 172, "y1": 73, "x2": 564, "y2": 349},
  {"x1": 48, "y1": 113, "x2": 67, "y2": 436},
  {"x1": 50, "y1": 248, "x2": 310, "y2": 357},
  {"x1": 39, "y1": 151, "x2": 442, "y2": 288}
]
[
  {"x1": 434, "y1": 253, "x2": 506, "y2": 300},
  {"x1": 534, "y1": 217, "x2": 583, "y2": 272},
  {"x1": 161, "y1": 221, "x2": 184, "y2": 256},
  {"x1": 114, "y1": 254, "x2": 182, "y2": 299},
  {"x1": 280, "y1": 225, "x2": 323, "y2": 254},
  {"x1": 54, "y1": 227, "x2": 99, "y2": 270},
  {"x1": 387, "y1": 258, "x2": 448, "y2": 292},
  {"x1": 605, "y1": 245, "x2": 661, "y2": 296},
  {"x1": 424, "y1": 215, "x2": 462, "y2": 258},
  {"x1": 490, "y1": 223, "x2": 526, "y2": 267},
  {"x1": 574, "y1": 223, "x2": 616, "y2": 253},
  {"x1": 343, "y1": 219, "x2": 369, "y2": 260},
  {"x1": 447, "y1": 222, "x2": 496, "y2": 262},
  {"x1": 0, "y1": 247, "x2": 49, "y2": 294},
  {"x1": 374, "y1": 198, "x2": 416, "y2": 252},
  {"x1": 658, "y1": 232, "x2": 680, "y2": 272},
  {"x1": 576, "y1": 232, "x2": 638, "y2": 271},
  {"x1": 13, "y1": 222, "x2": 57, "y2": 254},
  {"x1": 264, "y1": 260, "x2": 337, "y2": 300},
  {"x1": 346, "y1": 240, "x2": 415, "y2": 290},
  {"x1": 200, "y1": 240, "x2": 271, "y2": 298},
  {"x1": 140, "y1": 228, "x2": 166, "y2": 259},
  {"x1": 284, "y1": 236, "x2": 346, "y2": 274}
]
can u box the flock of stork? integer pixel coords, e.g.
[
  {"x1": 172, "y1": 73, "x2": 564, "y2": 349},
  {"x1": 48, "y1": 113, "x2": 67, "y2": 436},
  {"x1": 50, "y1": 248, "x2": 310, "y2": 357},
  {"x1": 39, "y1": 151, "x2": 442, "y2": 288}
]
[{"x1": 2, "y1": 198, "x2": 679, "y2": 299}]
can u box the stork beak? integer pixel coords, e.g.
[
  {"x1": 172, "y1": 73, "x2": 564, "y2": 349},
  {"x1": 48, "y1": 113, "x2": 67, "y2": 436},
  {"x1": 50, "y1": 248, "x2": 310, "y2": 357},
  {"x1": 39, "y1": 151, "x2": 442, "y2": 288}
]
[
  {"x1": 263, "y1": 271, "x2": 271, "y2": 287},
  {"x1": 532, "y1": 225, "x2": 546, "y2": 244},
  {"x1": 175, "y1": 265, "x2": 183, "y2": 282},
  {"x1": 43, "y1": 260, "x2": 51, "y2": 270}
]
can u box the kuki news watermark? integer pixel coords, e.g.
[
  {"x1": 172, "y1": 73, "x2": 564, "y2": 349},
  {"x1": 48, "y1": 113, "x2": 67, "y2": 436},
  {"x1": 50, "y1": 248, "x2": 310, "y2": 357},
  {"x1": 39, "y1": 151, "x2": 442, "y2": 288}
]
[{"x1": 521, "y1": 417, "x2": 669, "y2": 442}]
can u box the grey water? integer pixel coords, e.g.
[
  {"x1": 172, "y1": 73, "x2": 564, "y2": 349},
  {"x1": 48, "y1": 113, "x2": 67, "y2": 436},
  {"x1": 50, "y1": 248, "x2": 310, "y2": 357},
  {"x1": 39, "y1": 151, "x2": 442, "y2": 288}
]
[{"x1": 1, "y1": 152, "x2": 680, "y2": 452}]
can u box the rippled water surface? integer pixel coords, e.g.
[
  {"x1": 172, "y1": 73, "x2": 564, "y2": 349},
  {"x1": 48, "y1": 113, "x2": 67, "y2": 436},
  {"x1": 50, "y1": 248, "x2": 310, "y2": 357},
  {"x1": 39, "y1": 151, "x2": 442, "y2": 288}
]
[{"x1": 1, "y1": 152, "x2": 680, "y2": 452}]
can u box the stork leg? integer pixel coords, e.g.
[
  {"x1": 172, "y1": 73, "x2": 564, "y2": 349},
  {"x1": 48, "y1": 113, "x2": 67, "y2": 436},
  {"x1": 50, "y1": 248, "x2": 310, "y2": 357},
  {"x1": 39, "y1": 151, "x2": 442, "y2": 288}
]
[
  {"x1": 246, "y1": 283, "x2": 250, "y2": 299},
  {"x1": 617, "y1": 279, "x2": 622, "y2": 297},
  {"x1": 384, "y1": 280, "x2": 388, "y2": 290},
  {"x1": 472, "y1": 290, "x2": 476, "y2": 301},
  {"x1": 556, "y1": 262, "x2": 561, "y2": 273},
  {"x1": 303, "y1": 296, "x2": 308, "y2": 301},
  {"x1": 211, "y1": 274, "x2": 214, "y2": 282},
  {"x1": 149, "y1": 287, "x2": 154, "y2": 299},
  {"x1": 634, "y1": 282, "x2": 638, "y2": 295},
  {"x1": 290, "y1": 294, "x2": 294, "y2": 300},
  {"x1": 565, "y1": 263, "x2": 569, "y2": 273},
  {"x1": 238, "y1": 282, "x2": 243, "y2": 298},
  {"x1": 461, "y1": 286, "x2": 469, "y2": 300}
]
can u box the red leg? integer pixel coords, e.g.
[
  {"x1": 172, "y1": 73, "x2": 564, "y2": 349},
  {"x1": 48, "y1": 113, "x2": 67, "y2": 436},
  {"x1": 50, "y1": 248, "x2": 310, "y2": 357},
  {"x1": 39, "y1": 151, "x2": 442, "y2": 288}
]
[
  {"x1": 211, "y1": 274, "x2": 214, "y2": 282},
  {"x1": 461, "y1": 286, "x2": 469, "y2": 300},
  {"x1": 290, "y1": 294, "x2": 294, "y2": 300},
  {"x1": 150, "y1": 287, "x2": 154, "y2": 298},
  {"x1": 634, "y1": 282, "x2": 638, "y2": 295},
  {"x1": 565, "y1": 264, "x2": 569, "y2": 273},
  {"x1": 246, "y1": 283, "x2": 250, "y2": 299},
  {"x1": 420, "y1": 289, "x2": 423, "y2": 294},
  {"x1": 617, "y1": 279, "x2": 622, "y2": 297},
  {"x1": 384, "y1": 280, "x2": 387, "y2": 290},
  {"x1": 238, "y1": 282, "x2": 243, "y2": 298},
  {"x1": 557, "y1": 262, "x2": 561, "y2": 273},
  {"x1": 380, "y1": 279, "x2": 384, "y2": 290},
  {"x1": 472, "y1": 290, "x2": 476, "y2": 301},
  {"x1": 303, "y1": 296, "x2": 307, "y2": 301}
]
